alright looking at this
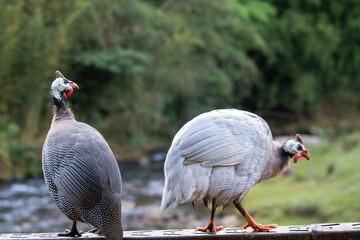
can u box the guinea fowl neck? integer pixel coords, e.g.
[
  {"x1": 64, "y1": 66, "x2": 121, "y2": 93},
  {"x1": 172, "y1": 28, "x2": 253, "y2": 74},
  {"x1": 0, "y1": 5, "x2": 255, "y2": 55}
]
[
  {"x1": 261, "y1": 141, "x2": 291, "y2": 181},
  {"x1": 51, "y1": 96, "x2": 75, "y2": 125}
]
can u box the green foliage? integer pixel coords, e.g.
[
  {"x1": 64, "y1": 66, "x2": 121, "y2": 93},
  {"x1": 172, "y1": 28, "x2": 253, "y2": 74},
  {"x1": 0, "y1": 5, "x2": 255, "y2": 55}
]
[
  {"x1": 1, "y1": 0, "x2": 360, "y2": 177},
  {"x1": 257, "y1": 0, "x2": 360, "y2": 116},
  {"x1": 0, "y1": 0, "x2": 100, "y2": 141},
  {"x1": 69, "y1": 0, "x2": 275, "y2": 153},
  {"x1": 76, "y1": 47, "x2": 151, "y2": 74},
  {"x1": 232, "y1": 0, "x2": 277, "y2": 22},
  {"x1": 0, "y1": 116, "x2": 36, "y2": 179}
]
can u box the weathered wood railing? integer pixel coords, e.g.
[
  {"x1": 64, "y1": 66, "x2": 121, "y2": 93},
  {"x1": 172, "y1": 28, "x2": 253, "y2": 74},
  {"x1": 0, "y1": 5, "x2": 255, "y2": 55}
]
[{"x1": 1, "y1": 222, "x2": 359, "y2": 240}]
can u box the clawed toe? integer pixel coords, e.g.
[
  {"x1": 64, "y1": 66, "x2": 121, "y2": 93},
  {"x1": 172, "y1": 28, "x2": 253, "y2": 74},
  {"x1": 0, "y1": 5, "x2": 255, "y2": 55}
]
[
  {"x1": 57, "y1": 228, "x2": 82, "y2": 237},
  {"x1": 88, "y1": 228, "x2": 98, "y2": 234},
  {"x1": 196, "y1": 225, "x2": 224, "y2": 233},
  {"x1": 242, "y1": 223, "x2": 278, "y2": 232}
]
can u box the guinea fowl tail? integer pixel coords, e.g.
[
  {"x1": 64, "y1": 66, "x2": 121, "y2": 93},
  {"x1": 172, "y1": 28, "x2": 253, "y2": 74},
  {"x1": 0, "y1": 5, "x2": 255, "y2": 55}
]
[
  {"x1": 161, "y1": 146, "x2": 211, "y2": 211},
  {"x1": 160, "y1": 190, "x2": 174, "y2": 211},
  {"x1": 160, "y1": 152, "x2": 183, "y2": 211}
]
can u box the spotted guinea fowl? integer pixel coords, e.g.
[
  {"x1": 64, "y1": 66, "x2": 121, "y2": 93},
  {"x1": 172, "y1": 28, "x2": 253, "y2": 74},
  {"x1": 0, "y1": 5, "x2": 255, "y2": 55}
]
[
  {"x1": 42, "y1": 71, "x2": 123, "y2": 240},
  {"x1": 161, "y1": 109, "x2": 310, "y2": 232}
]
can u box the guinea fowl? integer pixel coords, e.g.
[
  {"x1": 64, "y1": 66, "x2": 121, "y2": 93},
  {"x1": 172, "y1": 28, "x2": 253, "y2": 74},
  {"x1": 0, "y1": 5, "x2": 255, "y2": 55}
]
[
  {"x1": 161, "y1": 109, "x2": 310, "y2": 232},
  {"x1": 42, "y1": 71, "x2": 123, "y2": 240}
]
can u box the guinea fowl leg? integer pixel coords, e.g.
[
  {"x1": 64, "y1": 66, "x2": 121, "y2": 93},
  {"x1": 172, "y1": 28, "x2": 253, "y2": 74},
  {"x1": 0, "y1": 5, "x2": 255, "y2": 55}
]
[
  {"x1": 196, "y1": 199, "x2": 224, "y2": 233},
  {"x1": 58, "y1": 221, "x2": 81, "y2": 237},
  {"x1": 234, "y1": 202, "x2": 278, "y2": 232}
]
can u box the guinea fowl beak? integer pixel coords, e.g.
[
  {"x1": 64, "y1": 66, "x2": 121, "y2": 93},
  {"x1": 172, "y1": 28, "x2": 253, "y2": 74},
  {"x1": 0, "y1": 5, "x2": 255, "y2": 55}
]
[
  {"x1": 302, "y1": 149, "x2": 310, "y2": 160},
  {"x1": 63, "y1": 81, "x2": 79, "y2": 99},
  {"x1": 293, "y1": 149, "x2": 310, "y2": 163},
  {"x1": 70, "y1": 81, "x2": 79, "y2": 89}
]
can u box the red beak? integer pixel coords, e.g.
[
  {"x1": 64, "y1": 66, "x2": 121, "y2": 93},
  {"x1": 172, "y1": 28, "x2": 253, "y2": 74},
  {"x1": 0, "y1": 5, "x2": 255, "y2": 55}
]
[
  {"x1": 294, "y1": 149, "x2": 310, "y2": 163},
  {"x1": 70, "y1": 81, "x2": 79, "y2": 89},
  {"x1": 63, "y1": 81, "x2": 79, "y2": 99}
]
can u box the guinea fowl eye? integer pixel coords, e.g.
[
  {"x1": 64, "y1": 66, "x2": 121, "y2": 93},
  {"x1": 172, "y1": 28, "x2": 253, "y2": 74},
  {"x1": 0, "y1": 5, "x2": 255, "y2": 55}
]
[
  {"x1": 297, "y1": 144, "x2": 303, "y2": 151},
  {"x1": 63, "y1": 79, "x2": 69, "y2": 84}
]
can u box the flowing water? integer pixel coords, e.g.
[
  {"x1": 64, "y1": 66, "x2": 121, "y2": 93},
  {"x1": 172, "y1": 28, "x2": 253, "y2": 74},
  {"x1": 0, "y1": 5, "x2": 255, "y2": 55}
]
[{"x1": 0, "y1": 161, "x2": 215, "y2": 233}]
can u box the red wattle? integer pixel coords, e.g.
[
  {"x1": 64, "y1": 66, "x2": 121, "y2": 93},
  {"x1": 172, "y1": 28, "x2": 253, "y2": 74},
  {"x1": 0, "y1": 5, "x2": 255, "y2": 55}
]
[
  {"x1": 294, "y1": 153, "x2": 302, "y2": 163},
  {"x1": 63, "y1": 87, "x2": 73, "y2": 99}
]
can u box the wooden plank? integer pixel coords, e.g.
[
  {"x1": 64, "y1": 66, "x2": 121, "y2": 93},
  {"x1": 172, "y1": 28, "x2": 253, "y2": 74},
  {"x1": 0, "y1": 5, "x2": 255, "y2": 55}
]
[{"x1": 0, "y1": 222, "x2": 359, "y2": 240}]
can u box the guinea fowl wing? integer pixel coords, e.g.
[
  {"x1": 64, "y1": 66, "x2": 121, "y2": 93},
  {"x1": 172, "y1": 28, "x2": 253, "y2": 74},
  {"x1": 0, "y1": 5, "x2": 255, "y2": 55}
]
[
  {"x1": 44, "y1": 121, "x2": 119, "y2": 209},
  {"x1": 53, "y1": 139, "x2": 103, "y2": 209},
  {"x1": 179, "y1": 110, "x2": 271, "y2": 168}
]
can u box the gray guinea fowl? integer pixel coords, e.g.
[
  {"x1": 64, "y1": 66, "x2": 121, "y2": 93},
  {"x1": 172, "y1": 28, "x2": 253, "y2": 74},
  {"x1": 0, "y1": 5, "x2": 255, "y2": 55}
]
[
  {"x1": 161, "y1": 109, "x2": 310, "y2": 232},
  {"x1": 42, "y1": 71, "x2": 123, "y2": 240}
]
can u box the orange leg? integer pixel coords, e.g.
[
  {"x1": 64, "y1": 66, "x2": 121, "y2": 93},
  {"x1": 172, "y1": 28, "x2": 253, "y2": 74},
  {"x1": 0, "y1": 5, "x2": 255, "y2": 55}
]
[
  {"x1": 234, "y1": 202, "x2": 278, "y2": 232},
  {"x1": 196, "y1": 199, "x2": 224, "y2": 233}
]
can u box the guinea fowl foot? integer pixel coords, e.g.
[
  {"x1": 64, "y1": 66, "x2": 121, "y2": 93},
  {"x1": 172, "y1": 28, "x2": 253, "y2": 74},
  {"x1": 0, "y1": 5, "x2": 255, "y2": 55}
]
[
  {"x1": 196, "y1": 223, "x2": 224, "y2": 233},
  {"x1": 88, "y1": 228, "x2": 98, "y2": 234},
  {"x1": 88, "y1": 228, "x2": 104, "y2": 236},
  {"x1": 197, "y1": 200, "x2": 224, "y2": 233},
  {"x1": 242, "y1": 223, "x2": 278, "y2": 232},
  {"x1": 57, "y1": 221, "x2": 82, "y2": 237},
  {"x1": 235, "y1": 202, "x2": 278, "y2": 232},
  {"x1": 57, "y1": 229, "x2": 82, "y2": 237}
]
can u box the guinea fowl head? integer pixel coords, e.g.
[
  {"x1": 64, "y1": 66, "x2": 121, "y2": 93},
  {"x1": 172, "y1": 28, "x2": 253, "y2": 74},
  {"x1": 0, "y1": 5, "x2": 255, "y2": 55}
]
[
  {"x1": 50, "y1": 71, "x2": 79, "y2": 124},
  {"x1": 282, "y1": 134, "x2": 311, "y2": 163},
  {"x1": 50, "y1": 70, "x2": 79, "y2": 102}
]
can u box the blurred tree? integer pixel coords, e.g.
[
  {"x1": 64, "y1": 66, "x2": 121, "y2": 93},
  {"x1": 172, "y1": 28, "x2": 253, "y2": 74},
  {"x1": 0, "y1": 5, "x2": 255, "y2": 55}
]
[
  {"x1": 0, "y1": 0, "x2": 101, "y2": 178},
  {"x1": 0, "y1": 116, "x2": 35, "y2": 179},
  {"x1": 0, "y1": 0, "x2": 100, "y2": 141},
  {"x1": 0, "y1": 0, "x2": 360, "y2": 179},
  {"x1": 73, "y1": 0, "x2": 275, "y2": 147},
  {"x1": 257, "y1": 0, "x2": 360, "y2": 117}
]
